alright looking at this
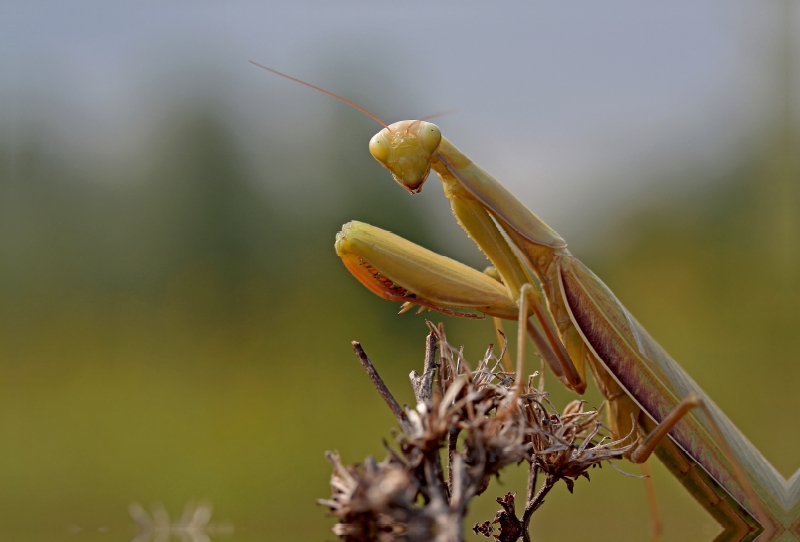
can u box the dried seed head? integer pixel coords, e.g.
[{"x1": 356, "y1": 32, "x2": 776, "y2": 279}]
[{"x1": 322, "y1": 324, "x2": 635, "y2": 541}]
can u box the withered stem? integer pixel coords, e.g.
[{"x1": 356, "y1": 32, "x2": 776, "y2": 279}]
[
  {"x1": 526, "y1": 464, "x2": 539, "y2": 504},
  {"x1": 352, "y1": 341, "x2": 406, "y2": 425},
  {"x1": 447, "y1": 427, "x2": 461, "y2": 497},
  {"x1": 521, "y1": 474, "x2": 556, "y2": 542},
  {"x1": 431, "y1": 449, "x2": 450, "y2": 504},
  {"x1": 410, "y1": 331, "x2": 438, "y2": 407},
  {"x1": 423, "y1": 457, "x2": 449, "y2": 511}
]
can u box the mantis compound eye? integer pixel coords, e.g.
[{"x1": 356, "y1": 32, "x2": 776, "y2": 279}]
[
  {"x1": 419, "y1": 122, "x2": 442, "y2": 154},
  {"x1": 369, "y1": 132, "x2": 391, "y2": 164}
]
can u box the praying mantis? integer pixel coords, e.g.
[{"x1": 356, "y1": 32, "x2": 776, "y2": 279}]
[{"x1": 252, "y1": 62, "x2": 800, "y2": 541}]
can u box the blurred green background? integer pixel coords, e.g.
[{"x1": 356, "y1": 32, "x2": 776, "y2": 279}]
[{"x1": 3, "y1": 2, "x2": 799, "y2": 541}]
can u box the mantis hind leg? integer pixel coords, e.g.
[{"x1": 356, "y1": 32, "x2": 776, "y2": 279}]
[
  {"x1": 586, "y1": 352, "x2": 665, "y2": 541},
  {"x1": 588, "y1": 352, "x2": 762, "y2": 540},
  {"x1": 640, "y1": 461, "x2": 664, "y2": 542},
  {"x1": 585, "y1": 347, "x2": 701, "y2": 465},
  {"x1": 645, "y1": 416, "x2": 759, "y2": 542}
]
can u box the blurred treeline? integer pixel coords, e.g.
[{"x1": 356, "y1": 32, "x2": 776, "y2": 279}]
[
  {"x1": 1, "y1": 79, "x2": 798, "y2": 542},
  {"x1": 0, "y1": 89, "x2": 502, "y2": 542}
]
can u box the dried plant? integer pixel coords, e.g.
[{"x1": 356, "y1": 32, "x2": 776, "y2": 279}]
[{"x1": 319, "y1": 322, "x2": 635, "y2": 542}]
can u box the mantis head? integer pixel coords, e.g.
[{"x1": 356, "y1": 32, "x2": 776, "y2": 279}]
[{"x1": 369, "y1": 121, "x2": 442, "y2": 194}]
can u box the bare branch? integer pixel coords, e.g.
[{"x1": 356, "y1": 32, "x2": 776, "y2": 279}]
[
  {"x1": 352, "y1": 341, "x2": 406, "y2": 426},
  {"x1": 410, "y1": 331, "x2": 438, "y2": 407}
]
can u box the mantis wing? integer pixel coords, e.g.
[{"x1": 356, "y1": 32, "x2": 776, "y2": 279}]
[{"x1": 560, "y1": 258, "x2": 787, "y2": 520}]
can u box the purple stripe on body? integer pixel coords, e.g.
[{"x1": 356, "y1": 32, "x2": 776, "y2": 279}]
[{"x1": 560, "y1": 267, "x2": 752, "y2": 514}]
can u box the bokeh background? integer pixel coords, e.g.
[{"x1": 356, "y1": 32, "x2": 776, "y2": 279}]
[{"x1": 3, "y1": 2, "x2": 800, "y2": 541}]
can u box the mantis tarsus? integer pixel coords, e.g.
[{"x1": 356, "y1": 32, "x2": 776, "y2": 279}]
[{"x1": 254, "y1": 61, "x2": 799, "y2": 541}]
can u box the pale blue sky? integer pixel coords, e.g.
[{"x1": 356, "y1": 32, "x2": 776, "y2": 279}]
[{"x1": 3, "y1": 1, "x2": 796, "y2": 234}]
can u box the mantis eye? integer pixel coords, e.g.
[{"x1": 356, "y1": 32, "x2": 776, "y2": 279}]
[
  {"x1": 369, "y1": 133, "x2": 391, "y2": 164},
  {"x1": 419, "y1": 122, "x2": 442, "y2": 154}
]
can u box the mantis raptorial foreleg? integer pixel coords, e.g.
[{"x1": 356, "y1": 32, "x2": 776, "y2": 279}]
[{"x1": 336, "y1": 221, "x2": 574, "y2": 388}]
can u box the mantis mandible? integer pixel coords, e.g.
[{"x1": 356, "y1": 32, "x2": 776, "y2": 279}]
[{"x1": 253, "y1": 62, "x2": 799, "y2": 541}]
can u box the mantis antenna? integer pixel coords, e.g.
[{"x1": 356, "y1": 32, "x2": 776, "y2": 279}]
[
  {"x1": 417, "y1": 108, "x2": 459, "y2": 122},
  {"x1": 248, "y1": 60, "x2": 391, "y2": 132}
]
